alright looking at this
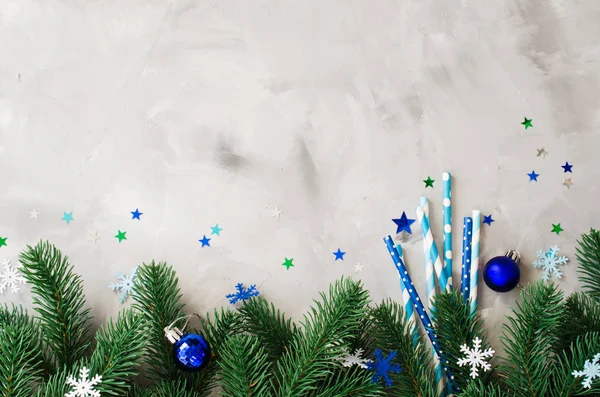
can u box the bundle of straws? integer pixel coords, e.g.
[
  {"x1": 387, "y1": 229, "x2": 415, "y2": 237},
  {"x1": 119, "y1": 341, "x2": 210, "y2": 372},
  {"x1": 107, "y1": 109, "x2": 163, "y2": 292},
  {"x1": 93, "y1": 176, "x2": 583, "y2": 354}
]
[{"x1": 384, "y1": 173, "x2": 481, "y2": 396}]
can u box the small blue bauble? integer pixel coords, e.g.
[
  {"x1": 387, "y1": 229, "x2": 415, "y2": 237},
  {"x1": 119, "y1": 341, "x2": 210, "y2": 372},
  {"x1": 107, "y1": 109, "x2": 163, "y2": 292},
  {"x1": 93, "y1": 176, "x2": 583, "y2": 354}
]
[
  {"x1": 483, "y1": 250, "x2": 521, "y2": 293},
  {"x1": 172, "y1": 333, "x2": 212, "y2": 372}
]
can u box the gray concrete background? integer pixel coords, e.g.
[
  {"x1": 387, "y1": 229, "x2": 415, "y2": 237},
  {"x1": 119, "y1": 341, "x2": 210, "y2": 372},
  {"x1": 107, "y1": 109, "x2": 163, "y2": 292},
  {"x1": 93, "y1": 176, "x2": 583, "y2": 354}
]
[{"x1": 1, "y1": 0, "x2": 599, "y2": 358}]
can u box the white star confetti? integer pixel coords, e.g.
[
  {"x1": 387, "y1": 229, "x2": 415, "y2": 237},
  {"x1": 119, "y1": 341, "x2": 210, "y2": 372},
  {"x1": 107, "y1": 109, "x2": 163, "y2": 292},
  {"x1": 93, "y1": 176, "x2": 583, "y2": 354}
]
[
  {"x1": 532, "y1": 246, "x2": 569, "y2": 282},
  {"x1": 0, "y1": 259, "x2": 26, "y2": 294},
  {"x1": 29, "y1": 208, "x2": 41, "y2": 220},
  {"x1": 271, "y1": 206, "x2": 283, "y2": 220},
  {"x1": 354, "y1": 261, "x2": 366, "y2": 273},
  {"x1": 88, "y1": 231, "x2": 100, "y2": 244},
  {"x1": 109, "y1": 267, "x2": 138, "y2": 303},
  {"x1": 338, "y1": 348, "x2": 370, "y2": 369},
  {"x1": 572, "y1": 353, "x2": 600, "y2": 389},
  {"x1": 457, "y1": 337, "x2": 495, "y2": 379},
  {"x1": 65, "y1": 366, "x2": 102, "y2": 397}
]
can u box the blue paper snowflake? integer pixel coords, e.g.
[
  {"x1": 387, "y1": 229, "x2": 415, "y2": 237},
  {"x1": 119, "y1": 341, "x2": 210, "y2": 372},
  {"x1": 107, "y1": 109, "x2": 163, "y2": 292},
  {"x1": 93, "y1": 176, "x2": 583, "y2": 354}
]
[
  {"x1": 109, "y1": 267, "x2": 138, "y2": 303},
  {"x1": 532, "y1": 245, "x2": 569, "y2": 282},
  {"x1": 226, "y1": 283, "x2": 259, "y2": 304},
  {"x1": 366, "y1": 349, "x2": 402, "y2": 387}
]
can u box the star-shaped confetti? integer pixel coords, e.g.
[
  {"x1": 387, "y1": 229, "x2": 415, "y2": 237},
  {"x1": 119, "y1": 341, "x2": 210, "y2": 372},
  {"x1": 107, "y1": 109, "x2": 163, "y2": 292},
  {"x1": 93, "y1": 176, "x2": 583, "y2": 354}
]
[
  {"x1": 563, "y1": 178, "x2": 573, "y2": 189},
  {"x1": 199, "y1": 235, "x2": 211, "y2": 247},
  {"x1": 423, "y1": 176, "x2": 435, "y2": 188},
  {"x1": 271, "y1": 206, "x2": 283, "y2": 220},
  {"x1": 354, "y1": 261, "x2": 366, "y2": 273},
  {"x1": 483, "y1": 215, "x2": 494, "y2": 226},
  {"x1": 551, "y1": 223, "x2": 564, "y2": 235},
  {"x1": 62, "y1": 212, "x2": 74, "y2": 224},
  {"x1": 115, "y1": 230, "x2": 127, "y2": 242},
  {"x1": 131, "y1": 208, "x2": 143, "y2": 220},
  {"x1": 528, "y1": 171, "x2": 539, "y2": 182},
  {"x1": 88, "y1": 231, "x2": 100, "y2": 244},
  {"x1": 282, "y1": 258, "x2": 294, "y2": 270},
  {"x1": 536, "y1": 148, "x2": 548, "y2": 158},
  {"x1": 0, "y1": 237, "x2": 7, "y2": 248},
  {"x1": 392, "y1": 212, "x2": 416, "y2": 234},
  {"x1": 29, "y1": 208, "x2": 41, "y2": 220},
  {"x1": 210, "y1": 224, "x2": 223, "y2": 236},
  {"x1": 561, "y1": 162, "x2": 573, "y2": 173},
  {"x1": 521, "y1": 117, "x2": 533, "y2": 129},
  {"x1": 333, "y1": 249, "x2": 346, "y2": 261}
]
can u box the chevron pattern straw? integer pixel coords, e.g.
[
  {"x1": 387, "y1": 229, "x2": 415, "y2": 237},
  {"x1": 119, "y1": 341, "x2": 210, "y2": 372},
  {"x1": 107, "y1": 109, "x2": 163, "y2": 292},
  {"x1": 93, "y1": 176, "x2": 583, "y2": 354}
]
[
  {"x1": 396, "y1": 244, "x2": 418, "y2": 337},
  {"x1": 417, "y1": 203, "x2": 450, "y2": 293},
  {"x1": 442, "y1": 172, "x2": 453, "y2": 289},
  {"x1": 469, "y1": 211, "x2": 481, "y2": 316}
]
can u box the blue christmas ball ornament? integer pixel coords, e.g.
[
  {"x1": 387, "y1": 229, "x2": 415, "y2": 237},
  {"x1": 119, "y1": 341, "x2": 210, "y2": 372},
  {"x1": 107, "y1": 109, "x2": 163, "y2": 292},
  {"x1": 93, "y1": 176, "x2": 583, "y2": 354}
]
[
  {"x1": 483, "y1": 250, "x2": 521, "y2": 293},
  {"x1": 165, "y1": 326, "x2": 212, "y2": 372}
]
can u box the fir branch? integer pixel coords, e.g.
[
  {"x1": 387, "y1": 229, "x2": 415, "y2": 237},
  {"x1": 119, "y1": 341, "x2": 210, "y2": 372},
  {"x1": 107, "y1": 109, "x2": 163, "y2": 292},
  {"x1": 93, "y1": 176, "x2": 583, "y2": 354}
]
[
  {"x1": 458, "y1": 378, "x2": 508, "y2": 397},
  {"x1": 432, "y1": 290, "x2": 493, "y2": 392},
  {"x1": 124, "y1": 385, "x2": 153, "y2": 397},
  {"x1": 150, "y1": 379, "x2": 201, "y2": 397},
  {"x1": 131, "y1": 261, "x2": 187, "y2": 383},
  {"x1": 217, "y1": 334, "x2": 273, "y2": 396},
  {"x1": 575, "y1": 229, "x2": 600, "y2": 300},
  {"x1": 237, "y1": 296, "x2": 297, "y2": 360},
  {"x1": 275, "y1": 277, "x2": 371, "y2": 397},
  {"x1": 557, "y1": 293, "x2": 600, "y2": 354},
  {"x1": 89, "y1": 309, "x2": 148, "y2": 395},
  {"x1": 310, "y1": 365, "x2": 384, "y2": 397},
  {"x1": 369, "y1": 299, "x2": 436, "y2": 397},
  {"x1": 34, "y1": 363, "x2": 85, "y2": 397},
  {"x1": 0, "y1": 305, "x2": 46, "y2": 397},
  {"x1": 18, "y1": 241, "x2": 92, "y2": 371},
  {"x1": 551, "y1": 332, "x2": 600, "y2": 396},
  {"x1": 499, "y1": 281, "x2": 565, "y2": 397}
]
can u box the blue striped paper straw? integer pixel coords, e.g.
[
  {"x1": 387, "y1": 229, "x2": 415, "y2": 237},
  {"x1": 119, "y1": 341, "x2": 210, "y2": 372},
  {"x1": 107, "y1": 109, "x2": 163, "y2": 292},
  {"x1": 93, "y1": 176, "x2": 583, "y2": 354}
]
[
  {"x1": 417, "y1": 204, "x2": 450, "y2": 293},
  {"x1": 470, "y1": 211, "x2": 481, "y2": 316},
  {"x1": 442, "y1": 172, "x2": 453, "y2": 289},
  {"x1": 384, "y1": 235, "x2": 458, "y2": 394},
  {"x1": 396, "y1": 244, "x2": 418, "y2": 334},
  {"x1": 461, "y1": 217, "x2": 473, "y2": 302}
]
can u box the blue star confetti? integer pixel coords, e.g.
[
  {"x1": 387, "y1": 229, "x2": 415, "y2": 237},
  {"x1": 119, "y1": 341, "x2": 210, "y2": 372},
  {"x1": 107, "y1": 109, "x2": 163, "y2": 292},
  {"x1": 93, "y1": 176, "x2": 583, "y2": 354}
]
[
  {"x1": 226, "y1": 283, "x2": 260, "y2": 304},
  {"x1": 210, "y1": 224, "x2": 223, "y2": 236},
  {"x1": 199, "y1": 235, "x2": 211, "y2": 247},
  {"x1": 562, "y1": 162, "x2": 573, "y2": 173},
  {"x1": 483, "y1": 215, "x2": 494, "y2": 226},
  {"x1": 528, "y1": 170, "x2": 539, "y2": 182},
  {"x1": 109, "y1": 267, "x2": 138, "y2": 303},
  {"x1": 131, "y1": 208, "x2": 143, "y2": 220},
  {"x1": 392, "y1": 212, "x2": 415, "y2": 234},
  {"x1": 366, "y1": 349, "x2": 402, "y2": 387},
  {"x1": 333, "y1": 249, "x2": 346, "y2": 261},
  {"x1": 62, "y1": 212, "x2": 74, "y2": 225}
]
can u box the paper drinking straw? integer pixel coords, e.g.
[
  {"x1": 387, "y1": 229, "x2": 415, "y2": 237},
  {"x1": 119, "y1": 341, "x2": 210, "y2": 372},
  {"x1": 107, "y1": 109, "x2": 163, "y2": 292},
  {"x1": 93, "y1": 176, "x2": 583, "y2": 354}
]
[
  {"x1": 419, "y1": 198, "x2": 436, "y2": 309},
  {"x1": 383, "y1": 236, "x2": 458, "y2": 393},
  {"x1": 396, "y1": 244, "x2": 418, "y2": 333},
  {"x1": 417, "y1": 204, "x2": 450, "y2": 293},
  {"x1": 461, "y1": 217, "x2": 473, "y2": 302},
  {"x1": 470, "y1": 211, "x2": 481, "y2": 316},
  {"x1": 442, "y1": 172, "x2": 453, "y2": 289}
]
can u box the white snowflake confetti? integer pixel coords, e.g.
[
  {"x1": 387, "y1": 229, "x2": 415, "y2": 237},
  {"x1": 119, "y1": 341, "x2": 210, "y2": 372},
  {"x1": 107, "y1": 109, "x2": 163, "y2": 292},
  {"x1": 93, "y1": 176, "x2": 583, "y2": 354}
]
[
  {"x1": 532, "y1": 246, "x2": 569, "y2": 282},
  {"x1": 0, "y1": 259, "x2": 26, "y2": 294},
  {"x1": 65, "y1": 367, "x2": 102, "y2": 397},
  {"x1": 338, "y1": 348, "x2": 370, "y2": 369},
  {"x1": 457, "y1": 337, "x2": 495, "y2": 379},
  {"x1": 573, "y1": 353, "x2": 600, "y2": 389},
  {"x1": 108, "y1": 267, "x2": 138, "y2": 303}
]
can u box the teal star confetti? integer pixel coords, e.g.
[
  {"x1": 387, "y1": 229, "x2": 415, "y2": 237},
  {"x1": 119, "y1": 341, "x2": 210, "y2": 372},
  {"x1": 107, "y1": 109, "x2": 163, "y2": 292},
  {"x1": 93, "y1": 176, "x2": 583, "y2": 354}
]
[
  {"x1": 62, "y1": 212, "x2": 74, "y2": 224},
  {"x1": 210, "y1": 224, "x2": 223, "y2": 236}
]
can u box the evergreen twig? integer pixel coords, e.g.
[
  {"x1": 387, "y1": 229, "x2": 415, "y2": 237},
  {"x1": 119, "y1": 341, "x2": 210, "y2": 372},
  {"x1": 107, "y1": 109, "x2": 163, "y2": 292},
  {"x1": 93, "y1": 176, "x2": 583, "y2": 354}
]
[
  {"x1": 575, "y1": 228, "x2": 600, "y2": 300},
  {"x1": 557, "y1": 293, "x2": 600, "y2": 354},
  {"x1": 551, "y1": 332, "x2": 600, "y2": 396}
]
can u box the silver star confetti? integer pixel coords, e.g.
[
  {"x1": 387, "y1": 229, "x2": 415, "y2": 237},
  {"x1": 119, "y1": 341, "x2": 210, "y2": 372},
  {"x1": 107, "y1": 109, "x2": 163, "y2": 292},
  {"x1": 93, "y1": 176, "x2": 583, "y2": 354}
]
[
  {"x1": 563, "y1": 178, "x2": 573, "y2": 189},
  {"x1": 536, "y1": 148, "x2": 548, "y2": 158}
]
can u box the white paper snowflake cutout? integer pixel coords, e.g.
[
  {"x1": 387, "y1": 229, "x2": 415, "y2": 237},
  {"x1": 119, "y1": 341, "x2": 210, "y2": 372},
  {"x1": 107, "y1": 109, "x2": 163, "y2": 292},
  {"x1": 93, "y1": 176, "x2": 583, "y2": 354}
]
[
  {"x1": 532, "y1": 246, "x2": 569, "y2": 282},
  {"x1": 573, "y1": 353, "x2": 600, "y2": 389},
  {"x1": 0, "y1": 259, "x2": 26, "y2": 294},
  {"x1": 338, "y1": 348, "x2": 370, "y2": 369},
  {"x1": 108, "y1": 266, "x2": 138, "y2": 303},
  {"x1": 457, "y1": 337, "x2": 495, "y2": 379},
  {"x1": 65, "y1": 367, "x2": 102, "y2": 397}
]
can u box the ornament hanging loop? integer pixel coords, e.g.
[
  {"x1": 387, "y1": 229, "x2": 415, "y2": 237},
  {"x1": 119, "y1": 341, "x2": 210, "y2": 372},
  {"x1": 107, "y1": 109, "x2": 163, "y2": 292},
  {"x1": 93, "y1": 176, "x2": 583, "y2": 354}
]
[{"x1": 164, "y1": 313, "x2": 204, "y2": 345}]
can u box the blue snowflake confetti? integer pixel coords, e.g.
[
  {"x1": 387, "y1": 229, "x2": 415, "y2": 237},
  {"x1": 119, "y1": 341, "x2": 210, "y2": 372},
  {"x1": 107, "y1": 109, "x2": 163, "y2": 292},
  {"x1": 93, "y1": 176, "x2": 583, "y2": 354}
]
[
  {"x1": 226, "y1": 283, "x2": 260, "y2": 304},
  {"x1": 366, "y1": 349, "x2": 402, "y2": 387},
  {"x1": 109, "y1": 267, "x2": 138, "y2": 303}
]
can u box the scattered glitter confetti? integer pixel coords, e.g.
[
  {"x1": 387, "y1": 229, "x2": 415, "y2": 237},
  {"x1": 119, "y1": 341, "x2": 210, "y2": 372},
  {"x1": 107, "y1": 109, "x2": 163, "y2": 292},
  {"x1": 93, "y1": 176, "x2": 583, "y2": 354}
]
[
  {"x1": 131, "y1": 208, "x2": 143, "y2": 220},
  {"x1": 0, "y1": 259, "x2": 26, "y2": 294},
  {"x1": 62, "y1": 212, "x2": 74, "y2": 224},
  {"x1": 551, "y1": 223, "x2": 564, "y2": 235},
  {"x1": 532, "y1": 246, "x2": 568, "y2": 282},
  {"x1": 354, "y1": 260, "x2": 366, "y2": 273},
  {"x1": 226, "y1": 283, "x2": 259, "y2": 304},
  {"x1": 199, "y1": 235, "x2": 211, "y2": 247},
  {"x1": 88, "y1": 231, "x2": 100, "y2": 244},
  {"x1": 561, "y1": 162, "x2": 573, "y2": 173},
  {"x1": 392, "y1": 212, "x2": 416, "y2": 234},
  {"x1": 338, "y1": 347, "x2": 369, "y2": 369},
  {"x1": 29, "y1": 208, "x2": 41, "y2": 220},
  {"x1": 536, "y1": 148, "x2": 548, "y2": 158},
  {"x1": 457, "y1": 337, "x2": 495, "y2": 379},
  {"x1": 271, "y1": 206, "x2": 283, "y2": 220},
  {"x1": 572, "y1": 353, "x2": 600, "y2": 389},
  {"x1": 210, "y1": 224, "x2": 223, "y2": 236},
  {"x1": 521, "y1": 117, "x2": 533, "y2": 129},
  {"x1": 115, "y1": 230, "x2": 127, "y2": 242},
  {"x1": 282, "y1": 258, "x2": 294, "y2": 270},
  {"x1": 109, "y1": 267, "x2": 138, "y2": 303},
  {"x1": 333, "y1": 249, "x2": 346, "y2": 261},
  {"x1": 65, "y1": 367, "x2": 102, "y2": 397},
  {"x1": 423, "y1": 176, "x2": 435, "y2": 188},
  {"x1": 366, "y1": 349, "x2": 402, "y2": 387},
  {"x1": 0, "y1": 237, "x2": 6, "y2": 248},
  {"x1": 563, "y1": 178, "x2": 573, "y2": 189},
  {"x1": 483, "y1": 215, "x2": 494, "y2": 226},
  {"x1": 528, "y1": 170, "x2": 539, "y2": 182}
]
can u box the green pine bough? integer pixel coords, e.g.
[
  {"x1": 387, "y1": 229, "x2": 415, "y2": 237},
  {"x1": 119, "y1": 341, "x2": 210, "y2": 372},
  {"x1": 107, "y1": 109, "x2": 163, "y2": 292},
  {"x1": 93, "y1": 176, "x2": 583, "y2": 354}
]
[{"x1": 1, "y1": 229, "x2": 600, "y2": 396}]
